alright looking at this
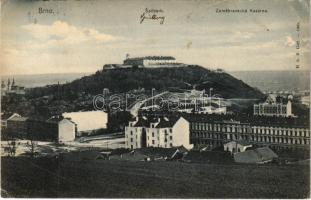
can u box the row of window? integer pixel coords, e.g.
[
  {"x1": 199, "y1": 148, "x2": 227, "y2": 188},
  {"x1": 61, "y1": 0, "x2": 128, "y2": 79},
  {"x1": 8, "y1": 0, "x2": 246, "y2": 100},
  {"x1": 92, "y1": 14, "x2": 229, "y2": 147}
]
[
  {"x1": 191, "y1": 123, "x2": 250, "y2": 133},
  {"x1": 252, "y1": 136, "x2": 309, "y2": 145},
  {"x1": 192, "y1": 131, "x2": 310, "y2": 146},
  {"x1": 190, "y1": 123, "x2": 310, "y2": 137},
  {"x1": 253, "y1": 127, "x2": 309, "y2": 137}
]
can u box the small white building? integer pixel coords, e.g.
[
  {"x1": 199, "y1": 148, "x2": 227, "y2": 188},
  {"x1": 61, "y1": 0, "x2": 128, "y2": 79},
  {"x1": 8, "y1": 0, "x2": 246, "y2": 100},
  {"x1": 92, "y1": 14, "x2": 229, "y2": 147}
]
[
  {"x1": 254, "y1": 94, "x2": 293, "y2": 117},
  {"x1": 125, "y1": 116, "x2": 193, "y2": 150},
  {"x1": 62, "y1": 110, "x2": 108, "y2": 136},
  {"x1": 58, "y1": 119, "x2": 76, "y2": 142},
  {"x1": 47, "y1": 117, "x2": 76, "y2": 142},
  {"x1": 224, "y1": 140, "x2": 252, "y2": 154}
]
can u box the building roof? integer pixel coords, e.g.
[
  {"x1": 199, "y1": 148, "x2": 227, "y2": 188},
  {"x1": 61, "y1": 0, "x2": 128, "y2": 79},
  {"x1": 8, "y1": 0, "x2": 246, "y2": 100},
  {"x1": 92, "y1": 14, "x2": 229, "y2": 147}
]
[
  {"x1": 155, "y1": 117, "x2": 180, "y2": 128},
  {"x1": 59, "y1": 150, "x2": 106, "y2": 162},
  {"x1": 47, "y1": 116, "x2": 76, "y2": 125},
  {"x1": 224, "y1": 140, "x2": 251, "y2": 146},
  {"x1": 1, "y1": 113, "x2": 21, "y2": 121},
  {"x1": 125, "y1": 56, "x2": 175, "y2": 61},
  {"x1": 234, "y1": 147, "x2": 278, "y2": 164},
  {"x1": 132, "y1": 115, "x2": 185, "y2": 128},
  {"x1": 138, "y1": 111, "x2": 310, "y2": 128},
  {"x1": 181, "y1": 113, "x2": 309, "y2": 128},
  {"x1": 136, "y1": 146, "x2": 188, "y2": 160},
  {"x1": 7, "y1": 115, "x2": 28, "y2": 122},
  {"x1": 133, "y1": 117, "x2": 158, "y2": 127}
]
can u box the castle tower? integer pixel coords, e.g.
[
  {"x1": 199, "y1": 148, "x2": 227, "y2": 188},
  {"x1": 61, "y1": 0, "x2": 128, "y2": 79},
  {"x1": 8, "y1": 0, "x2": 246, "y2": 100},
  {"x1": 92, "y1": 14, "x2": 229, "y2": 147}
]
[
  {"x1": 12, "y1": 78, "x2": 15, "y2": 87},
  {"x1": 7, "y1": 78, "x2": 11, "y2": 91}
]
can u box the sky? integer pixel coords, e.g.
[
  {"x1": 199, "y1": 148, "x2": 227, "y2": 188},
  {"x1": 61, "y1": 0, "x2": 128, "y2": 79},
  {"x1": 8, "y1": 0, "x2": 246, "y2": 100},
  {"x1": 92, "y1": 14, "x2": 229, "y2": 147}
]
[{"x1": 1, "y1": 0, "x2": 310, "y2": 75}]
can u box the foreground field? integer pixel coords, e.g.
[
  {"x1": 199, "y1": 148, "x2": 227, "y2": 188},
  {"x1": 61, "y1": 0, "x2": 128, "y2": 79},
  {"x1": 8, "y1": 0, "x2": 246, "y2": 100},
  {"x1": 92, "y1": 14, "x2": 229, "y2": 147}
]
[{"x1": 1, "y1": 157, "x2": 309, "y2": 198}]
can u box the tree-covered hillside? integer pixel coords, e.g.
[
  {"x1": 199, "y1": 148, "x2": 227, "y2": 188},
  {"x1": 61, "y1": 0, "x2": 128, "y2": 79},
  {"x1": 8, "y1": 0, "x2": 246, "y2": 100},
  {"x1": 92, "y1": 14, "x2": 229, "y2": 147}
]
[{"x1": 28, "y1": 65, "x2": 264, "y2": 99}]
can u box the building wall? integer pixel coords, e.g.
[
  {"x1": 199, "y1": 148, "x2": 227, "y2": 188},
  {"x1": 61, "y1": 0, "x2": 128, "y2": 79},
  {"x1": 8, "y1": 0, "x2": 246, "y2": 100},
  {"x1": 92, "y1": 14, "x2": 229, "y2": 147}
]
[
  {"x1": 146, "y1": 127, "x2": 161, "y2": 147},
  {"x1": 172, "y1": 117, "x2": 193, "y2": 149},
  {"x1": 254, "y1": 101, "x2": 292, "y2": 117},
  {"x1": 125, "y1": 126, "x2": 143, "y2": 149},
  {"x1": 58, "y1": 119, "x2": 76, "y2": 142},
  {"x1": 190, "y1": 121, "x2": 310, "y2": 150},
  {"x1": 125, "y1": 117, "x2": 193, "y2": 150}
]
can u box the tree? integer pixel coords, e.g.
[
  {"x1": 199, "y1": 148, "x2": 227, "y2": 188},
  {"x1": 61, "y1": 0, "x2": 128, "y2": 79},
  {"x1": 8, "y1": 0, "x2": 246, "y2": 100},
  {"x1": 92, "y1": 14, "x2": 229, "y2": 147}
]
[
  {"x1": 27, "y1": 139, "x2": 38, "y2": 158},
  {"x1": 6, "y1": 139, "x2": 17, "y2": 157}
]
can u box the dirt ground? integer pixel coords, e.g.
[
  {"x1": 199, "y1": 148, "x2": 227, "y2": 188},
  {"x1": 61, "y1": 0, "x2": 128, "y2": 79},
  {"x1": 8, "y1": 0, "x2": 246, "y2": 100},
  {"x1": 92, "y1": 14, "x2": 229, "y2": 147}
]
[{"x1": 1, "y1": 156, "x2": 309, "y2": 198}]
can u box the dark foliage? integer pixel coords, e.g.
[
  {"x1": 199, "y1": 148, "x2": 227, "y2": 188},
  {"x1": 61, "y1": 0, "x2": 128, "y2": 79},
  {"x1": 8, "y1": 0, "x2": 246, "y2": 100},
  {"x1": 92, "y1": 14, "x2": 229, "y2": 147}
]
[{"x1": 27, "y1": 66, "x2": 264, "y2": 100}]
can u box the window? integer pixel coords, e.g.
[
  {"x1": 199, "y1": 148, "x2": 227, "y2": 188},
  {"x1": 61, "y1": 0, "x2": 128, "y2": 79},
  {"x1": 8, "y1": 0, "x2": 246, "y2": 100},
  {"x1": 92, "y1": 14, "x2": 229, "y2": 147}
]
[
  {"x1": 170, "y1": 143, "x2": 173, "y2": 147},
  {"x1": 152, "y1": 140, "x2": 155, "y2": 144},
  {"x1": 152, "y1": 132, "x2": 154, "y2": 137},
  {"x1": 130, "y1": 131, "x2": 133, "y2": 135},
  {"x1": 170, "y1": 136, "x2": 173, "y2": 140},
  {"x1": 169, "y1": 129, "x2": 172, "y2": 133},
  {"x1": 131, "y1": 138, "x2": 133, "y2": 142}
]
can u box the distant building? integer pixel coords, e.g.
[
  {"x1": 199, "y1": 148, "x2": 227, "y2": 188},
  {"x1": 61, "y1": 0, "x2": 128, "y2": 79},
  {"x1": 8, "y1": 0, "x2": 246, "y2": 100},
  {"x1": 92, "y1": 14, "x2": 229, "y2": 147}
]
[
  {"x1": 27, "y1": 117, "x2": 76, "y2": 142},
  {"x1": 254, "y1": 94, "x2": 293, "y2": 117},
  {"x1": 1, "y1": 78, "x2": 25, "y2": 96},
  {"x1": 224, "y1": 140, "x2": 252, "y2": 154},
  {"x1": 123, "y1": 56, "x2": 177, "y2": 67},
  {"x1": 300, "y1": 95, "x2": 310, "y2": 108},
  {"x1": 62, "y1": 110, "x2": 108, "y2": 136},
  {"x1": 125, "y1": 116, "x2": 193, "y2": 150},
  {"x1": 188, "y1": 114, "x2": 309, "y2": 150},
  {"x1": 103, "y1": 55, "x2": 185, "y2": 70},
  {"x1": 140, "y1": 111, "x2": 310, "y2": 150},
  {"x1": 1, "y1": 113, "x2": 21, "y2": 129}
]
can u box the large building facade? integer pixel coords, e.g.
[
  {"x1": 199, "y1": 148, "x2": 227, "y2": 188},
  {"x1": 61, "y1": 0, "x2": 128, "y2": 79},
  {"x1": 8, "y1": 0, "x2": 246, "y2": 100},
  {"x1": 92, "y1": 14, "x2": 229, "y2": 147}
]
[
  {"x1": 139, "y1": 111, "x2": 310, "y2": 150},
  {"x1": 27, "y1": 117, "x2": 76, "y2": 142},
  {"x1": 123, "y1": 56, "x2": 177, "y2": 67},
  {"x1": 189, "y1": 115, "x2": 309, "y2": 150},
  {"x1": 254, "y1": 94, "x2": 293, "y2": 117},
  {"x1": 125, "y1": 116, "x2": 193, "y2": 150}
]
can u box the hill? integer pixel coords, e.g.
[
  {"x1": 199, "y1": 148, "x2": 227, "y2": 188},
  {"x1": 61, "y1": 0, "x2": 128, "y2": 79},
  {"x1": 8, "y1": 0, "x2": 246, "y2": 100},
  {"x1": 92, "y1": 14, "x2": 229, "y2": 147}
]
[
  {"x1": 2, "y1": 65, "x2": 264, "y2": 119},
  {"x1": 28, "y1": 65, "x2": 264, "y2": 99}
]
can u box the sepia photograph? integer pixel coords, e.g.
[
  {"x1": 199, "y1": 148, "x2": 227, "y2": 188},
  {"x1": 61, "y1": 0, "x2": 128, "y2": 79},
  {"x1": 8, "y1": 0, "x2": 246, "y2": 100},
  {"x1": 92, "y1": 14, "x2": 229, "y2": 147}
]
[{"x1": 0, "y1": 0, "x2": 310, "y2": 198}]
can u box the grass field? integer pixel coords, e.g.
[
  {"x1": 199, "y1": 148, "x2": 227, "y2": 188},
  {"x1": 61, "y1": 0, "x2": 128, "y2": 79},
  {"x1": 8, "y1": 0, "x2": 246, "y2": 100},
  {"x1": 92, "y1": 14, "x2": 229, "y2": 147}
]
[{"x1": 1, "y1": 156, "x2": 309, "y2": 198}]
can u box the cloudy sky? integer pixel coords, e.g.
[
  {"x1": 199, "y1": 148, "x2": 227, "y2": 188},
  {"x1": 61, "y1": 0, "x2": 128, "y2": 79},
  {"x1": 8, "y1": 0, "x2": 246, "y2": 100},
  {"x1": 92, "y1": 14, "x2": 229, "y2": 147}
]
[{"x1": 1, "y1": 0, "x2": 310, "y2": 75}]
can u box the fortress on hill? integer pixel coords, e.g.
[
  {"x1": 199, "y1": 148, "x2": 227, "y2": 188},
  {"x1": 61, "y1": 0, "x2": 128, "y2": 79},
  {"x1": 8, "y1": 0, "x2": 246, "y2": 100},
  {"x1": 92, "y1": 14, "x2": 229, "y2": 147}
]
[{"x1": 103, "y1": 55, "x2": 186, "y2": 70}]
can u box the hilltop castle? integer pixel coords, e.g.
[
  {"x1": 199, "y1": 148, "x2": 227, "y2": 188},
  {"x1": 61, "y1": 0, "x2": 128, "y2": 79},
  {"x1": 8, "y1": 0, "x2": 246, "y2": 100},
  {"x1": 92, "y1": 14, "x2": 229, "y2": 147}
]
[{"x1": 103, "y1": 55, "x2": 185, "y2": 70}]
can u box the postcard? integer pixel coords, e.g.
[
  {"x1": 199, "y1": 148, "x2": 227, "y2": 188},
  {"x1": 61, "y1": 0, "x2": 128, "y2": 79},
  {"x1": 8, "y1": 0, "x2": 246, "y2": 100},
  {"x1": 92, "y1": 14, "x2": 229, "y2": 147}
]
[{"x1": 1, "y1": 0, "x2": 310, "y2": 198}]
